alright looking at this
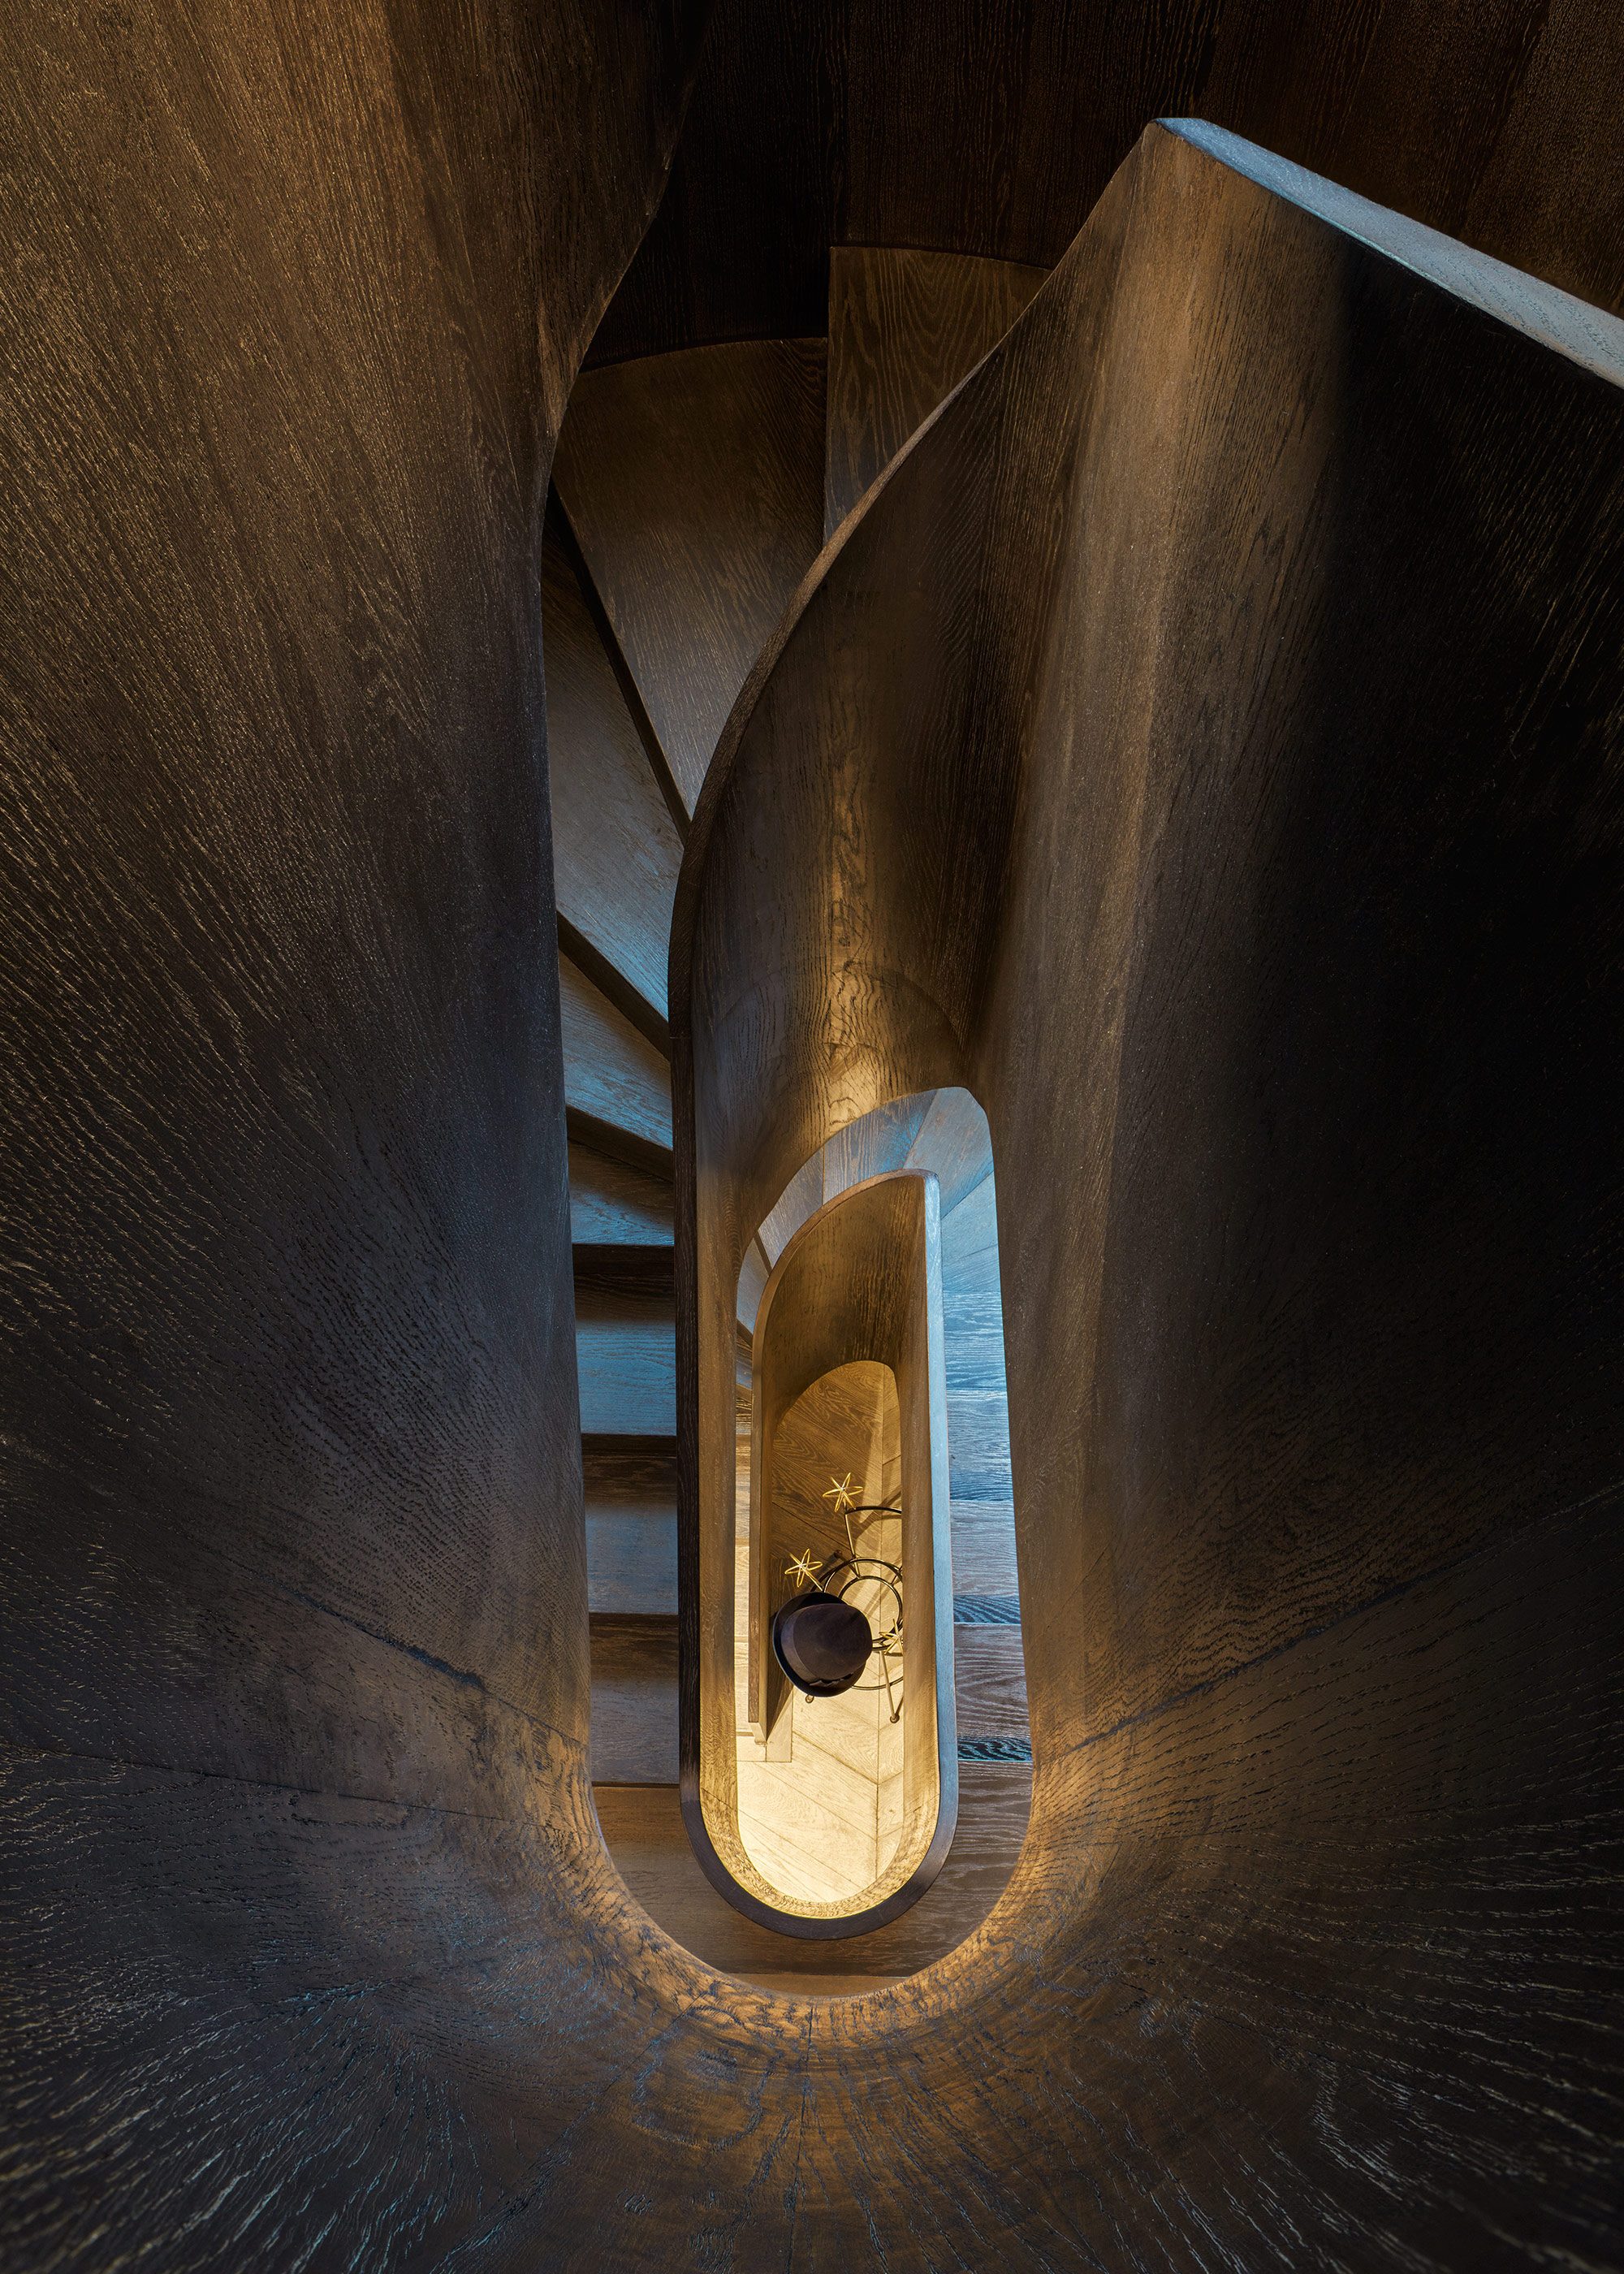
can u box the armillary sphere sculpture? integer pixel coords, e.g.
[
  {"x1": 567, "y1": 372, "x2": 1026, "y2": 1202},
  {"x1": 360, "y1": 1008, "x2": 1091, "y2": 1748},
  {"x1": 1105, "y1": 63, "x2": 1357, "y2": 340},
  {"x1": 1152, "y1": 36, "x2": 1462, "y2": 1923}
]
[{"x1": 773, "y1": 1480, "x2": 905, "y2": 1718}]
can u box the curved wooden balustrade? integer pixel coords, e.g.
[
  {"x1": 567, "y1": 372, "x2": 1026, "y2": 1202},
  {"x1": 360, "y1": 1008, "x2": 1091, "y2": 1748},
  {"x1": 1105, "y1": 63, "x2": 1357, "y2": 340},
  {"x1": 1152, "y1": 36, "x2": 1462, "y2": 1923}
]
[
  {"x1": 6, "y1": 0, "x2": 1624, "y2": 2245},
  {"x1": 665, "y1": 114, "x2": 1624, "y2": 2258},
  {"x1": 679, "y1": 1083, "x2": 1030, "y2": 1940},
  {"x1": 698, "y1": 1169, "x2": 956, "y2": 1932}
]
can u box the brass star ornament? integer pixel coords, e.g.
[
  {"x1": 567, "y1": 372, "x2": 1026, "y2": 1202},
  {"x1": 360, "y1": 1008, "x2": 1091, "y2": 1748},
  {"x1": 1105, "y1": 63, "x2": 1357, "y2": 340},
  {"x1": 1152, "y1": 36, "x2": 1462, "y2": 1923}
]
[
  {"x1": 823, "y1": 1473, "x2": 857, "y2": 1515},
  {"x1": 784, "y1": 1548, "x2": 824, "y2": 1589}
]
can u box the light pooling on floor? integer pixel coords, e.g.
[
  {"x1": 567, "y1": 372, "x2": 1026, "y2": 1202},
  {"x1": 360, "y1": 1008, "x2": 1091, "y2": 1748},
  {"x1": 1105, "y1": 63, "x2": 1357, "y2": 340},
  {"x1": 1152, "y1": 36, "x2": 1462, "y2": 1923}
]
[
  {"x1": 715, "y1": 1089, "x2": 1031, "y2": 1923},
  {"x1": 734, "y1": 1363, "x2": 905, "y2": 1902}
]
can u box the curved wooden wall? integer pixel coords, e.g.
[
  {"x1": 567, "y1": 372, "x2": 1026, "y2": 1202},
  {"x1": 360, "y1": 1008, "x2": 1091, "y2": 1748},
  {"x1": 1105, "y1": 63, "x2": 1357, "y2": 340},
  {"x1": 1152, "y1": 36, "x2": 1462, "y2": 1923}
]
[
  {"x1": 3, "y1": 0, "x2": 1622, "y2": 2252},
  {"x1": 670, "y1": 119, "x2": 1624, "y2": 2263},
  {"x1": 0, "y1": 2, "x2": 704, "y2": 2262},
  {"x1": 718, "y1": 1170, "x2": 956, "y2": 1932},
  {"x1": 824, "y1": 250, "x2": 1047, "y2": 536},
  {"x1": 596, "y1": 0, "x2": 1624, "y2": 364}
]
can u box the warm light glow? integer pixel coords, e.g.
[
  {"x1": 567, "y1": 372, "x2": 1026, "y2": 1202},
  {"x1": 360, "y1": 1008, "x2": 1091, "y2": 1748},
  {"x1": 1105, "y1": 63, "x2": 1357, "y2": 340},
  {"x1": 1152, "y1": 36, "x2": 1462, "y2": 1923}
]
[{"x1": 736, "y1": 1363, "x2": 905, "y2": 1905}]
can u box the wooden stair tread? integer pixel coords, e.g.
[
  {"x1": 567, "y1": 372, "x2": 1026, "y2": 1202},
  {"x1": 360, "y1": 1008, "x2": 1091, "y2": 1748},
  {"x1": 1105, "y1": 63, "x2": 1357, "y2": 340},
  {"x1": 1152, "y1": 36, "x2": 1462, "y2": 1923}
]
[
  {"x1": 585, "y1": 1444, "x2": 678, "y2": 1618},
  {"x1": 589, "y1": 1617, "x2": 678, "y2": 1783},
  {"x1": 576, "y1": 1287, "x2": 676, "y2": 1435},
  {"x1": 568, "y1": 1140, "x2": 673, "y2": 1245},
  {"x1": 559, "y1": 951, "x2": 672, "y2": 1156},
  {"x1": 574, "y1": 1243, "x2": 674, "y2": 1297},
  {"x1": 542, "y1": 525, "x2": 682, "y2": 1023}
]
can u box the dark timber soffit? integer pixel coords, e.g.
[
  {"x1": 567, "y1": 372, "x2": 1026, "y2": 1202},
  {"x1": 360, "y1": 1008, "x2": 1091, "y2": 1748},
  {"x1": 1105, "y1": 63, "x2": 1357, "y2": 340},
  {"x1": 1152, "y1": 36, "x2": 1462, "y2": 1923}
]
[{"x1": 593, "y1": 0, "x2": 1624, "y2": 362}]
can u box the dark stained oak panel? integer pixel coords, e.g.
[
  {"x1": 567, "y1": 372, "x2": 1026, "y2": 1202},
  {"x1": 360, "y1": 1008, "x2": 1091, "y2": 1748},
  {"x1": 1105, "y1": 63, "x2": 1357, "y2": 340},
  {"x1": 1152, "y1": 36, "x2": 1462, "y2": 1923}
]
[
  {"x1": 590, "y1": 1616, "x2": 680, "y2": 1782},
  {"x1": 553, "y1": 339, "x2": 828, "y2": 811},
  {"x1": 598, "y1": 0, "x2": 1624, "y2": 361},
  {"x1": 573, "y1": 1243, "x2": 676, "y2": 1299},
  {"x1": 825, "y1": 246, "x2": 1047, "y2": 536},
  {"x1": 7, "y1": 2, "x2": 1624, "y2": 2253},
  {"x1": 543, "y1": 529, "x2": 684, "y2": 1020},
  {"x1": 568, "y1": 1139, "x2": 674, "y2": 1245},
  {"x1": 667, "y1": 123, "x2": 1624, "y2": 2265},
  {"x1": 559, "y1": 950, "x2": 673, "y2": 1154},
  {"x1": 0, "y1": 3, "x2": 706, "y2": 2265},
  {"x1": 583, "y1": 1436, "x2": 680, "y2": 1502}
]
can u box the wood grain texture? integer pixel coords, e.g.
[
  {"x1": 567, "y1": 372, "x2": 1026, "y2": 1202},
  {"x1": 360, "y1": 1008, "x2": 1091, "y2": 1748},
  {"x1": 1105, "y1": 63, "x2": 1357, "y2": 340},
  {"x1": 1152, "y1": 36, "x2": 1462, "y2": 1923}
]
[
  {"x1": 938, "y1": 1169, "x2": 1003, "y2": 1290},
  {"x1": 598, "y1": 0, "x2": 1624, "y2": 361},
  {"x1": 944, "y1": 1388, "x2": 1014, "y2": 1502},
  {"x1": 574, "y1": 1243, "x2": 675, "y2": 1298},
  {"x1": 770, "y1": 1360, "x2": 896, "y2": 1577},
  {"x1": 948, "y1": 1502, "x2": 1021, "y2": 1597},
  {"x1": 0, "y1": 0, "x2": 706, "y2": 2263},
  {"x1": 668, "y1": 123, "x2": 1624, "y2": 2265},
  {"x1": 585, "y1": 1442, "x2": 679, "y2": 1615},
  {"x1": 589, "y1": 1615, "x2": 679, "y2": 1781},
  {"x1": 584, "y1": 1437, "x2": 680, "y2": 1502},
  {"x1": 575, "y1": 1286, "x2": 676, "y2": 1435},
  {"x1": 735, "y1": 1234, "x2": 770, "y2": 1329},
  {"x1": 548, "y1": 495, "x2": 693, "y2": 845},
  {"x1": 543, "y1": 527, "x2": 684, "y2": 1021},
  {"x1": 953, "y1": 1594, "x2": 1021, "y2": 1626},
  {"x1": 757, "y1": 1152, "x2": 825, "y2": 1265},
  {"x1": 753, "y1": 1088, "x2": 993, "y2": 1263},
  {"x1": 594, "y1": 1761, "x2": 1031, "y2": 1978},
  {"x1": 730, "y1": 1971, "x2": 908, "y2": 1996},
  {"x1": 553, "y1": 339, "x2": 828, "y2": 810},
  {"x1": 817, "y1": 1088, "x2": 938, "y2": 1206},
  {"x1": 825, "y1": 246, "x2": 1046, "y2": 536},
  {"x1": 951, "y1": 1628, "x2": 1030, "y2": 1742},
  {"x1": 558, "y1": 949, "x2": 673, "y2": 1153},
  {"x1": 587, "y1": 1510, "x2": 679, "y2": 1614},
  {"x1": 8, "y1": 15, "x2": 1624, "y2": 2262},
  {"x1": 567, "y1": 1138, "x2": 674, "y2": 1244}
]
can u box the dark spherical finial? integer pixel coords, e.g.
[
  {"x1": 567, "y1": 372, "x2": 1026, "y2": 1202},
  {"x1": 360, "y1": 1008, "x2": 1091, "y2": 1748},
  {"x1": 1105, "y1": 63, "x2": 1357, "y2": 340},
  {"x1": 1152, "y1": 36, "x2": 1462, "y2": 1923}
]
[{"x1": 771, "y1": 1588, "x2": 875, "y2": 1697}]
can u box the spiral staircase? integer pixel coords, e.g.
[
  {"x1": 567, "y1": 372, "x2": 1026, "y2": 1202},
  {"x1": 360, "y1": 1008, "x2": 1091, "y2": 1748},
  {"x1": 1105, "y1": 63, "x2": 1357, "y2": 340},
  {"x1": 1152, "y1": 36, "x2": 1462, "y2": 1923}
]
[
  {"x1": 7, "y1": 4, "x2": 1624, "y2": 2265},
  {"x1": 544, "y1": 264, "x2": 1046, "y2": 1985}
]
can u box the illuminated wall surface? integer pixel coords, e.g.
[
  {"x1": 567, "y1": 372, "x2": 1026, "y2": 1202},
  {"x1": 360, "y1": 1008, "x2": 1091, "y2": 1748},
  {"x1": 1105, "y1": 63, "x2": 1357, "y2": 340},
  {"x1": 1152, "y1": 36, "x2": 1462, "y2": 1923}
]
[
  {"x1": 736, "y1": 1357, "x2": 907, "y2": 1906},
  {"x1": 3, "y1": 6, "x2": 1622, "y2": 2268}
]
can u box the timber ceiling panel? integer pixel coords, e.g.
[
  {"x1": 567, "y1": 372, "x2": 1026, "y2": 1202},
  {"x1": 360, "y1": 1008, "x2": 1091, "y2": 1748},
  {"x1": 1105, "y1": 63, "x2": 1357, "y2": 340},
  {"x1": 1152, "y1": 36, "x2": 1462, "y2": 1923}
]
[{"x1": 594, "y1": 0, "x2": 1624, "y2": 365}]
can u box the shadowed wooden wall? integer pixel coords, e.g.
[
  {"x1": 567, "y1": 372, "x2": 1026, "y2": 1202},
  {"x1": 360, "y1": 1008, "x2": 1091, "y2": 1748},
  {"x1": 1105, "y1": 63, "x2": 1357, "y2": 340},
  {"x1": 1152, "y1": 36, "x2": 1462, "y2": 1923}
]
[
  {"x1": 0, "y1": 2, "x2": 710, "y2": 2263},
  {"x1": 671, "y1": 121, "x2": 1624, "y2": 2267},
  {"x1": 3, "y1": 3, "x2": 1622, "y2": 2267},
  {"x1": 595, "y1": 0, "x2": 1624, "y2": 365}
]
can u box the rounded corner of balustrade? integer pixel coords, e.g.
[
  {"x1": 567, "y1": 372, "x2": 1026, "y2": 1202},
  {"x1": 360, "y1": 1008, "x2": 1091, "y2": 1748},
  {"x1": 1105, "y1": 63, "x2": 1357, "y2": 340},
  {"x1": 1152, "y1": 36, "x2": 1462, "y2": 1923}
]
[{"x1": 679, "y1": 1728, "x2": 962, "y2": 1942}]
